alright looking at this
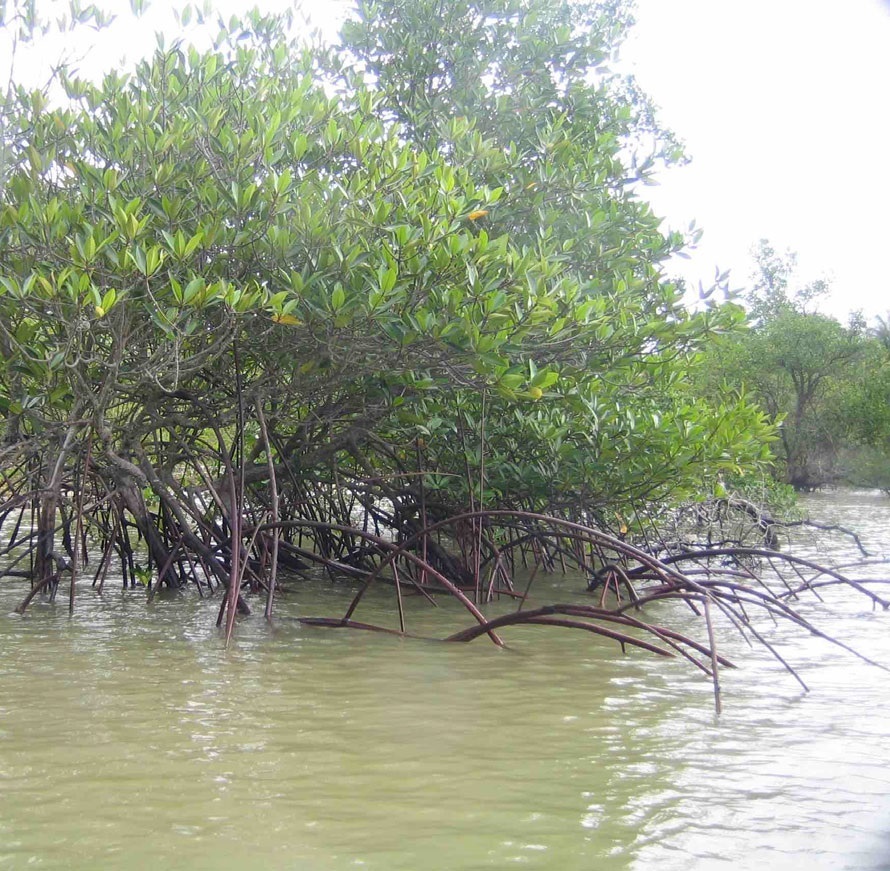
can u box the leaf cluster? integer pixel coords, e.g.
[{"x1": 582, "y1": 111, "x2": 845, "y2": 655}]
[{"x1": 0, "y1": 1, "x2": 775, "y2": 519}]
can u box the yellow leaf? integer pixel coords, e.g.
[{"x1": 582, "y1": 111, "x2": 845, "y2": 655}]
[
  {"x1": 272, "y1": 313, "x2": 302, "y2": 326},
  {"x1": 94, "y1": 306, "x2": 105, "y2": 318},
  {"x1": 528, "y1": 386, "x2": 543, "y2": 400},
  {"x1": 467, "y1": 209, "x2": 489, "y2": 221}
]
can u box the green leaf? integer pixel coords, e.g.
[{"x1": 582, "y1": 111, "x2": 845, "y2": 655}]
[{"x1": 331, "y1": 283, "x2": 345, "y2": 311}]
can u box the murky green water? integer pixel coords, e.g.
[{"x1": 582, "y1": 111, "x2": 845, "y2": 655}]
[{"x1": 2, "y1": 492, "x2": 889, "y2": 870}]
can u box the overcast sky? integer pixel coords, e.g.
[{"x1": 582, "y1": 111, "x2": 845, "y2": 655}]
[
  {"x1": 5, "y1": 0, "x2": 889, "y2": 319},
  {"x1": 623, "y1": 0, "x2": 890, "y2": 319}
]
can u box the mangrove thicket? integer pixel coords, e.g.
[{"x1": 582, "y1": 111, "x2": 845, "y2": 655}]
[{"x1": 1, "y1": 0, "x2": 885, "y2": 707}]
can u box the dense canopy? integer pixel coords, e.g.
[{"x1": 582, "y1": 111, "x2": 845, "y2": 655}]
[{"x1": 0, "y1": 0, "x2": 777, "y2": 638}]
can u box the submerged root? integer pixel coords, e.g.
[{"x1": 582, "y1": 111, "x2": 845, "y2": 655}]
[
  {"x1": 297, "y1": 510, "x2": 889, "y2": 709},
  {"x1": 2, "y1": 447, "x2": 887, "y2": 711}
]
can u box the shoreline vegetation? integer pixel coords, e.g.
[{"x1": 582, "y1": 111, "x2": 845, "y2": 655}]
[{"x1": 2, "y1": 1, "x2": 889, "y2": 709}]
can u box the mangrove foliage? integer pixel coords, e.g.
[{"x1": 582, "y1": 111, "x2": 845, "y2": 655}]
[{"x1": 1, "y1": 0, "x2": 886, "y2": 707}]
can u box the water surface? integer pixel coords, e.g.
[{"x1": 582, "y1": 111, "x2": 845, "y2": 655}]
[{"x1": 1, "y1": 491, "x2": 889, "y2": 869}]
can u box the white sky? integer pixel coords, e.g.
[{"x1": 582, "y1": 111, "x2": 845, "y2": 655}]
[
  {"x1": 623, "y1": 0, "x2": 890, "y2": 319},
  {"x1": 5, "y1": 0, "x2": 889, "y2": 319}
]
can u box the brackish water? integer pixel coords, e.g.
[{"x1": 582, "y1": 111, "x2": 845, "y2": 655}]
[{"x1": 2, "y1": 491, "x2": 889, "y2": 870}]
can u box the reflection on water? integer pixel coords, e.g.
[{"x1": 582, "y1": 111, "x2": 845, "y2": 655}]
[{"x1": 1, "y1": 491, "x2": 889, "y2": 870}]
